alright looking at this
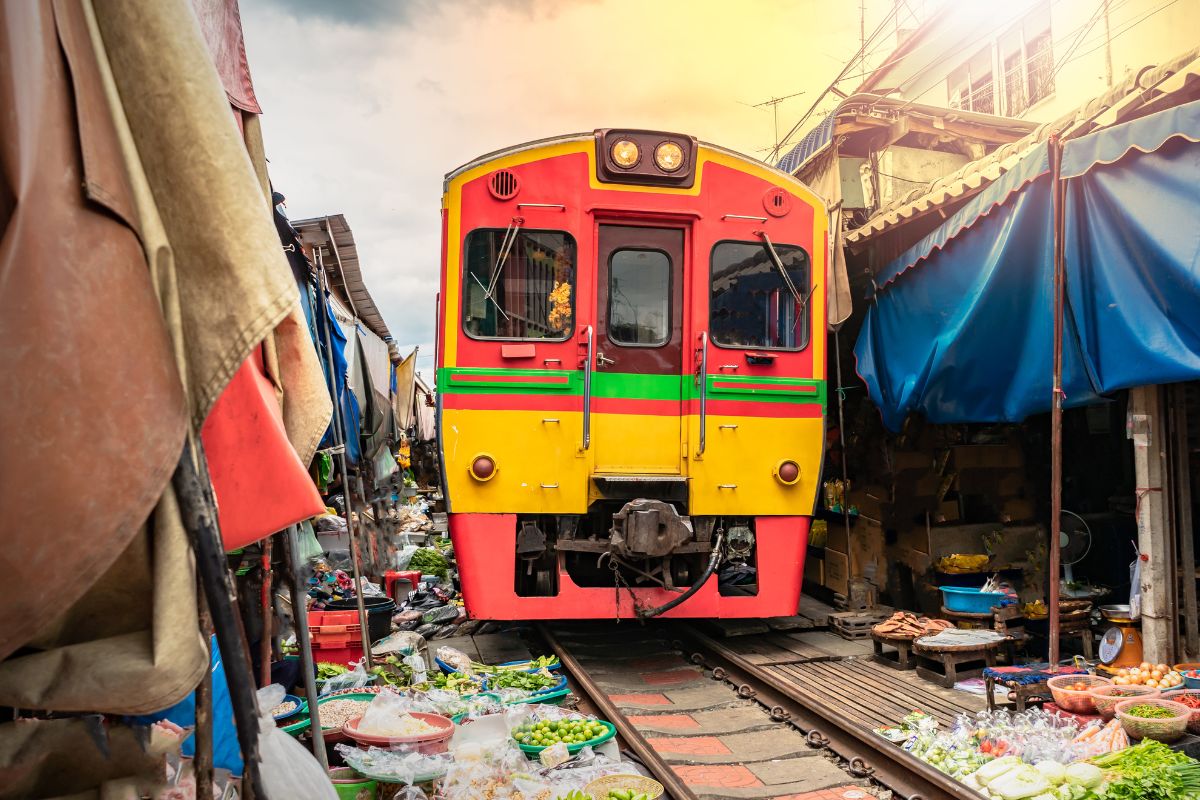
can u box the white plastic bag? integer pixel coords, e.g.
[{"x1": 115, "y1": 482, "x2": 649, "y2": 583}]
[
  {"x1": 256, "y1": 685, "x2": 338, "y2": 800},
  {"x1": 320, "y1": 659, "x2": 373, "y2": 696},
  {"x1": 1129, "y1": 551, "x2": 1143, "y2": 619}
]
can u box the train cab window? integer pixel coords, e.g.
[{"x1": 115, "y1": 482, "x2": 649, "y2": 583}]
[
  {"x1": 608, "y1": 249, "x2": 670, "y2": 346},
  {"x1": 463, "y1": 229, "x2": 576, "y2": 340},
  {"x1": 710, "y1": 240, "x2": 810, "y2": 350}
]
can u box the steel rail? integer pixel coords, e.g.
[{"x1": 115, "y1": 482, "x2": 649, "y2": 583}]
[
  {"x1": 677, "y1": 626, "x2": 977, "y2": 800},
  {"x1": 537, "y1": 625, "x2": 698, "y2": 800}
]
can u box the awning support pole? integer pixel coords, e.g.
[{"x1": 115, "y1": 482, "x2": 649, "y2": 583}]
[
  {"x1": 314, "y1": 247, "x2": 373, "y2": 663},
  {"x1": 283, "y1": 524, "x2": 328, "y2": 767},
  {"x1": 260, "y1": 537, "x2": 274, "y2": 687},
  {"x1": 174, "y1": 438, "x2": 266, "y2": 800},
  {"x1": 194, "y1": 588, "x2": 214, "y2": 797},
  {"x1": 1049, "y1": 134, "x2": 1065, "y2": 667}
]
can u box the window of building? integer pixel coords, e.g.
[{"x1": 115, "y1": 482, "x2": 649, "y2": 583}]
[
  {"x1": 947, "y1": 47, "x2": 994, "y2": 114},
  {"x1": 608, "y1": 249, "x2": 671, "y2": 346},
  {"x1": 462, "y1": 229, "x2": 575, "y2": 340},
  {"x1": 1000, "y1": 4, "x2": 1054, "y2": 116},
  {"x1": 710, "y1": 240, "x2": 810, "y2": 350}
]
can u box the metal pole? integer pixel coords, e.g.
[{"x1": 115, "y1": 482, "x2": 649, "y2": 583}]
[
  {"x1": 283, "y1": 524, "x2": 328, "y2": 768},
  {"x1": 260, "y1": 537, "x2": 273, "y2": 687},
  {"x1": 194, "y1": 588, "x2": 214, "y2": 798},
  {"x1": 313, "y1": 247, "x2": 372, "y2": 662},
  {"x1": 834, "y1": 330, "x2": 853, "y2": 572},
  {"x1": 1049, "y1": 134, "x2": 1065, "y2": 666},
  {"x1": 173, "y1": 438, "x2": 266, "y2": 800}
]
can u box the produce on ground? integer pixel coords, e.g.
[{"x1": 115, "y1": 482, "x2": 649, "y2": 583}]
[
  {"x1": 1111, "y1": 662, "x2": 1183, "y2": 689},
  {"x1": 407, "y1": 547, "x2": 450, "y2": 578},
  {"x1": 270, "y1": 700, "x2": 298, "y2": 717},
  {"x1": 1070, "y1": 718, "x2": 1128, "y2": 759},
  {"x1": 1091, "y1": 739, "x2": 1200, "y2": 800},
  {"x1": 410, "y1": 671, "x2": 483, "y2": 695},
  {"x1": 316, "y1": 662, "x2": 349, "y2": 680},
  {"x1": 318, "y1": 698, "x2": 371, "y2": 730},
  {"x1": 471, "y1": 655, "x2": 560, "y2": 674},
  {"x1": 358, "y1": 712, "x2": 440, "y2": 737},
  {"x1": 872, "y1": 612, "x2": 955, "y2": 639},
  {"x1": 513, "y1": 718, "x2": 608, "y2": 749},
  {"x1": 489, "y1": 669, "x2": 560, "y2": 692}
]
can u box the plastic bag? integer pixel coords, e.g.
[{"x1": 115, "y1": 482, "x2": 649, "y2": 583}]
[
  {"x1": 395, "y1": 545, "x2": 420, "y2": 570},
  {"x1": 256, "y1": 685, "x2": 338, "y2": 800},
  {"x1": 1129, "y1": 551, "x2": 1143, "y2": 619},
  {"x1": 320, "y1": 659, "x2": 373, "y2": 696},
  {"x1": 334, "y1": 744, "x2": 450, "y2": 785}
]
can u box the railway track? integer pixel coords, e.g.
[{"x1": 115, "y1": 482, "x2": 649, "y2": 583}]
[{"x1": 538, "y1": 622, "x2": 971, "y2": 800}]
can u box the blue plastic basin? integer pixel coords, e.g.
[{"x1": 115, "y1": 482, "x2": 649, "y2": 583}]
[{"x1": 940, "y1": 586, "x2": 1008, "y2": 614}]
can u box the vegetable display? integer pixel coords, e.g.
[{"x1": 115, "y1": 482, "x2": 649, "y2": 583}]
[
  {"x1": 316, "y1": 662, "x2": 349, "y2": 680},
  {"x1": 407, "y1": 548, "x2": 450, "y2": 579},
  {"x1": 1091, "y1": 739, "x2": 1200, "y2": 800},
  {"x1": 513, "y1": 718, "x2": 608, "y2": 749},
  {"x1": 1111, "y1": 662, "x2": 1183, "y2": 689},
  {"x1": 470, "y1": 655, "x2": 560, "y2": 674},
  {"x1": 488, "y1": 669, "x2": 559, "y2": 692}
]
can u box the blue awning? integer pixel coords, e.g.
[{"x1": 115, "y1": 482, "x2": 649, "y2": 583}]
[
  {"x1": 855, "y1": 98, "x2": 1200, "y2": 430},
  {"x1": 776, "y1": 114, "x2": 836, "y2": 175}
]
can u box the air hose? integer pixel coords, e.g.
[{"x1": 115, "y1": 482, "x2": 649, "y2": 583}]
[{"x1": 637, "y1": 532, "x2": 725, "y2": 619}]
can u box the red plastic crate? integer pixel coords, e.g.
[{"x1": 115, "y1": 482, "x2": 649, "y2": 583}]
[{"x1": 308, "y1": 610, "x2": 361, "y2": 648}]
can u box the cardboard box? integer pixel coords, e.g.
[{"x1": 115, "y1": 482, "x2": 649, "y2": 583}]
[
  {"x1": 892, "y1": 450, "x2": 934, "y2": 473},
  {"x1": 826, "y1": 520, "x2": 849, "y2": 553},
  {"x1": 803, "y1": 554, "x2": 823, "y2": 587},
  {"x1": 896, "y1": 525, "x2": 930, "y2": 554},
  {"x1": 904, "y1": 473, "x2": 942, "y2": 497},
  {"x1": 995, "y1": 472, "x2": 1027, "y2": 496},
  {"x1": 847, "y1": 485, "x2": 892, "y2": 521},
  {"x1": 1000, "y1": 498, "x2": 1035, "y2": 522},
  {"x1": 937, "y1": 499, "x2": 961, "y2": 523},
  {"x1": 824, "y1": 549, "x2": 849, "y2": 595},
  {"x1": 951, "y1": 444, "x2": 1024, "y2": 470}
]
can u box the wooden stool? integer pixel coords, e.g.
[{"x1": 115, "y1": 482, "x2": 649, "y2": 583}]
[
  {"x1": 913, "y1": 638, "x2": 1005, "y2": 689},
  {"x1": 871, "y1": 631, "x2": 917, "y2": 670},
  {"x1": 984, "y1": 677, "x2": 1050, "y2": 711}
]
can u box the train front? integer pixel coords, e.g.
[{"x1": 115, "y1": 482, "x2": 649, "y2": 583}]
[{"x1": 436, "y1": 129, "x2": 827, "y2": 619}]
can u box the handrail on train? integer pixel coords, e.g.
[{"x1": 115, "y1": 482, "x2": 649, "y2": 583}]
[
  {"x1": 582, "y1": 325, "x2": 594, "y2": 451},
  {"x1": 696, "y1": 330, "x2": 708, "y2": 458}
]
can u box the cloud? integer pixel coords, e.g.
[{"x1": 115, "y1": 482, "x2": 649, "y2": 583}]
[{"x1": 241, "y1": 0, "x2": 882, "y2": 354}]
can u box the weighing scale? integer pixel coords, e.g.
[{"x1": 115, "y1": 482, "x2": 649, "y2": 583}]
[{"x1": 1097, "y1": 603, "x2": 1144, "y2": 669}]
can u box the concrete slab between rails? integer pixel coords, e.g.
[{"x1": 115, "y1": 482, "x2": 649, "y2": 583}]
[
  {"x1": 673, "y1": 763, "x2": 861, "y2": 800},
  {"x1": 627, "y1": 706, "x2": 778, "y2": 734},
  {"x1": 649, "y1": 728, "x2": 821, "y2": 765},
  {"x1": 593, "y1": 666, "x2": 707, "y2": 690},
  {"x1": 571, "y1": 653, "x2": 690, "y2": 673},
  {"x1": 607, "y1": 684, "x2": 749, "y2": 712},
  {"x1": 749, "y1": 755, "x2": 861, "y2": 790}
]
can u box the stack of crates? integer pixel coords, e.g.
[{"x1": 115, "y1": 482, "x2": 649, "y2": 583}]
[{"x1": 308, "y1": 609, "x2": 363, "y2": 666}]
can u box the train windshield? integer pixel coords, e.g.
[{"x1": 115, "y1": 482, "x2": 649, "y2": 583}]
[
  {"x1": 710, "y1": 240, "x2": 810, "y2": 350},
  {"x1": 462, "y1": 228, "x2": 576, "y2": 340}
]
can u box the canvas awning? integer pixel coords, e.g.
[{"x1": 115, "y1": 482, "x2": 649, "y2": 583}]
[{"x1": 855, "y1": 97, "x2": 1200, "y2": 430}]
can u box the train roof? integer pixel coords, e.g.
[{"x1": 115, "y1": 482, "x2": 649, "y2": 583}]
[{"x1": 444, "y1": 131, "x2": 812, "y2": 193}]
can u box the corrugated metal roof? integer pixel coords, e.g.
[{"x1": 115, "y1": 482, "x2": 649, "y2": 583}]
[
  {"x1": 293, "y1": 214, "x2": 393, "y2": 344},
  {"x1": 846, "y1": 49, "x2": 1200, "y2": 247},
  {"x1": 774, "y1": 93, "x2": 1035, "y2": 177}
]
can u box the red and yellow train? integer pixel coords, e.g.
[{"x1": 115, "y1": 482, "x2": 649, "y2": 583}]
[{"x1": 436, "y1": 129, "x2": 827, "y2": 619}]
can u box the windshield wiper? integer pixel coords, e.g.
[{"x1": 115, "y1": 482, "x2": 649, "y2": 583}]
[{"x1": 758, "y1": 230, "x2": 817, "y2": 314}]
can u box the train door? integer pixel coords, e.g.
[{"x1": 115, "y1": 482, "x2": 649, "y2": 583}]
[{"x1": 592, "y1": 224, "x2": 684, "y2": 473}]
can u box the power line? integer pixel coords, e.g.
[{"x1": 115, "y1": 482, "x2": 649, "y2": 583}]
[{"x1": 769, "y1": 1, "x2": 906, "y2": 161}]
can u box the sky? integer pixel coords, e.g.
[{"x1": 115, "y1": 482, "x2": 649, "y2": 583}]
[{"x1": 240, "y1": 0, "x2": 905, "y2": 376}]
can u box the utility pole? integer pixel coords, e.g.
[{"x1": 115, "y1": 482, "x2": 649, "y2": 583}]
[{"x1": 1102, "y1": 0, "x2": 1114, "y2": 87}]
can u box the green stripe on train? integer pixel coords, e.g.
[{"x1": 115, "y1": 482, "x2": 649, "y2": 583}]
[{"x1": 439, "y1": 367, "x2": 825, "y2": 409}]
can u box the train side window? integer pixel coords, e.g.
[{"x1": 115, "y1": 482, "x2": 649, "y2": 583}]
[
  {"x1": 462, "y1": 228, "x2": 576, "y2": 340},
  {"x1": 710, "y1": 240, "x2": 810, "y2": 351},
  {"x1": 608, "y1": 249, "x2": 670, "y2": 346}
]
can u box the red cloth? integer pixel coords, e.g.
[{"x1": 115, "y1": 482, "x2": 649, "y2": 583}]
[{"x1": 202, "y1": 346, "x2": 325, "y2": 550}]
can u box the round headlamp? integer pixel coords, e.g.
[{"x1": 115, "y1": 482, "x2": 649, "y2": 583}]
[
  {"x1": 654, "y1": 141, "x2": 685, "y2": 172},
  {"x1": 469, "y1": 454, "x2": 497, "y2": 482},
  {"x1": 775, "y1": 459, "x2": 801, "y2": 486},
  {"x1": 611, "y1": 139, "x2": 640, "y2": 169}
]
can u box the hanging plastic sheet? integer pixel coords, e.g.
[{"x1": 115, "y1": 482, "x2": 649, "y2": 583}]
[
  {"x1": 1062, "y1": 99, "x2": 1200, "y2": 394},
  {"x1": 317, "y1": 288, "x2": 362, "y2": 463},
  {"x1": 855, "y1": 100, "x2": 1200, "y2": 430},
  {"x1": 855, "y1": 143, "x2": 1101, "y2": 430}
]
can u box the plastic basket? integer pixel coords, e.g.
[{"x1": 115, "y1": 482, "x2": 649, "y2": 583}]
[
  {"x1": 514, "y1": 719, "x2": 616, "y2": 755},
  {"x1": 308, "y1": 610, "x2": 362, "y2": 649}
]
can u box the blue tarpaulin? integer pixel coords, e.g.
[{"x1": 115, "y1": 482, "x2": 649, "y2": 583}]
[
  {"x1": 317, "y1": 288, "x2": 362, "y2": 463},
  {"x1": 855, "y1": 99, "x2": 1200, "y2": 430}
]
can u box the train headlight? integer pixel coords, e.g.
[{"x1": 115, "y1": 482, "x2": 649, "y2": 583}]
[
  {"x1": 775, "y1": 459, "x2": 801, "y2": 486},
  {"x1": 469, "y1": 454, "x2": 497, "y2": 482},
  {"x1": 611, "y1": 139, "x2": 640, "y2": 169},
  {"x1": 654, "y1": 141, "x2": 685, "y2": 172}
]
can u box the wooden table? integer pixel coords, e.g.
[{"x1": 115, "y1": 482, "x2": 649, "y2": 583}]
[
  {"x1": 870, "y1": 631, "x2": 917, "y2": 670},
  {"x1": 912, "y1": 637, "x2": 1006, "y2": 689}
]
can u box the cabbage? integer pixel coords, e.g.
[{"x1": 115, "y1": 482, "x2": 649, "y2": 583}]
[
  {"x1": 988, "y1": 766, "x2": 1052, "y2": 799},
  {"x1": 1035, "y1": 761, "x2": 1067, "y2": 783},
  {"x1": 1062, "y1": 762, "x2": 1103, "y2": 789},
  {"x1": 976, "y1": 756, "x2": 1023, "y2": 785}
]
